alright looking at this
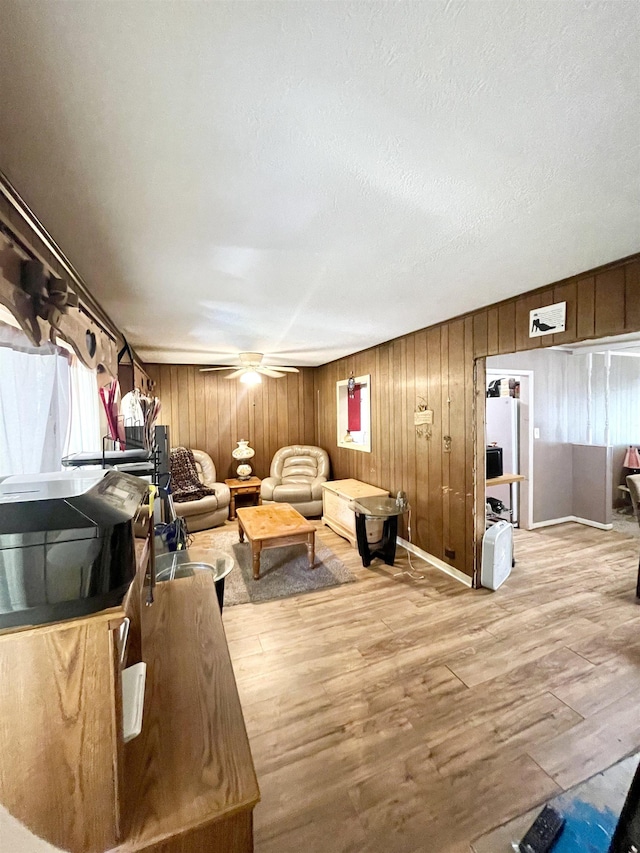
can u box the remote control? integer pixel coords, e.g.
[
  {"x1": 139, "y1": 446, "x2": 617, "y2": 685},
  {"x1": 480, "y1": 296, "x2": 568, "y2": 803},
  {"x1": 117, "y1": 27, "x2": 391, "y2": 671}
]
[{"x1": 518, "y1": 804, "x2": 565, "y2": 853}]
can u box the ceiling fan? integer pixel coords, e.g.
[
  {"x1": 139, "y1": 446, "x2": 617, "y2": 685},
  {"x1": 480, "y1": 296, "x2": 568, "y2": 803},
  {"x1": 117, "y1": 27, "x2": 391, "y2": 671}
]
[{"x1": 199, "y1": 352, "x2": 299, "y2": 384}]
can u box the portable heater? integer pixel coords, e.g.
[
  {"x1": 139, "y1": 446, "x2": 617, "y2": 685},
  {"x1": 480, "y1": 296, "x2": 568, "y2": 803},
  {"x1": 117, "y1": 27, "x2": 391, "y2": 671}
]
[{"x1": 481, "y1": 520, "x2": 513, "y2": 590}]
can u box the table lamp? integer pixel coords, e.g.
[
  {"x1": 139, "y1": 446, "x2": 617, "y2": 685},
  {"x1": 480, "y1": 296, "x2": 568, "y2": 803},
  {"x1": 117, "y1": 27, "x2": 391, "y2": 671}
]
[
  {"x1": 623, "y1": 446, "x2": 640, "y2": 471},
  {"x1": 232, "y1": 440, "x2": 255, "y2": 480}
]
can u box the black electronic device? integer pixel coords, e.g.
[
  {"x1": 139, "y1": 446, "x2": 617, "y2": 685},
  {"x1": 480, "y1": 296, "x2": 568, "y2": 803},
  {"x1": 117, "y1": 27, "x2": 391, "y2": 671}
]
[
  {"x1": 0, "y1": 469, "x2": 148, "y2": 629},
  {"x1": 486, "y1": 446, "x2": 504, "y2": 479},
  {"x1": 518, "y1": 804, "x2": 565, "y2": 853}
]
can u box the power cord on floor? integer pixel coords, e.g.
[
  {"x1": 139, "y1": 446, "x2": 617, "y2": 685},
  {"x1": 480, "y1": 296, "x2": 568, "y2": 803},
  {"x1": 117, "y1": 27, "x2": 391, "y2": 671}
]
[{"x1": 393, "y1": 507, "x2": 425, "y2": 580}]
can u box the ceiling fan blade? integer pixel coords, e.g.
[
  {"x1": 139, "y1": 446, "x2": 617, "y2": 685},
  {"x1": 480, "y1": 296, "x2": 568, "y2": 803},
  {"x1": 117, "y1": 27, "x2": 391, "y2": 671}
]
[
  {"x1": 224, "y1": 368, "x2": 247, "y2": 379},
  {"x1": 257, "y1": 367, "x2": 286, "y2": 378},
  {"x1": 199, "y1": 366, "x2": 234, "y2": 372},
  {"x1": 269, "y1": 366, "x2": 299, "y2": 373}
]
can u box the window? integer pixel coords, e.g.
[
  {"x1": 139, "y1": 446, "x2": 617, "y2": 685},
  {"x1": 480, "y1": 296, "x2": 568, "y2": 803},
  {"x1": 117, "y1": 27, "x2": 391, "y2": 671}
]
[{"x1": 336, "y1": 374, "x2": 371, "y2": 453}]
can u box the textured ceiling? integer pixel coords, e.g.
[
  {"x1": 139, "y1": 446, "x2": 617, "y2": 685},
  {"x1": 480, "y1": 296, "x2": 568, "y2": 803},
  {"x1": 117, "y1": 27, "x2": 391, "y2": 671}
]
[{"x1": 0, "y1": 1, "x2": 638, "y2": 366}]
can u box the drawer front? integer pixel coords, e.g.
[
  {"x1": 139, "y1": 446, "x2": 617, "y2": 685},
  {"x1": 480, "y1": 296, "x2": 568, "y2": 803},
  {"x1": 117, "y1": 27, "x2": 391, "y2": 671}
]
[{"x1": 236, "y1": 485, "x2": 260, "y2": 495}]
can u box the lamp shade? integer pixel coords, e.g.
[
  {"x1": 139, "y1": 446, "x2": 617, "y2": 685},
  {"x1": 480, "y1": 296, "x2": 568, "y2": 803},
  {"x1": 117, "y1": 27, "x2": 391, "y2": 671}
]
[{"x1": 623, "y1": 446, "x2": 640, "y2": 468}]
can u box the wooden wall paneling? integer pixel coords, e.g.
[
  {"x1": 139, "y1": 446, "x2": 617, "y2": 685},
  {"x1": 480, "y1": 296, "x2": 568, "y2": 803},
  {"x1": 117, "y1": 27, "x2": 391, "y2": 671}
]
[
  {"x1": 447, "y1": 319, "x2": 467, "y2": 571},
  {"x1": 236, "y1": 384, "x2": 250, "y2": 451},
  {"x1": 427, "y1": 326, "x2": 444, "y2": 560},
  {"x1": 413, "y1": 330, "x2": 429, "y2": 545},
  {"x1": 575, "y1": 275, "x2": 596, "y2": 340},
  {"x1": 366, "y1": 348, "x2": 379, "y2": 486},
  {"x1": 463, "y1": 316, "x2": 476, "y2": 576},
  {"x1": 204, "y1": 374, "x2": 218, "y2": 470},
  {"x1": 160, "y1": 367, "x2": 171, "y2": 441},
  {"x1": 294, "y1": 372, "x2": 304, "y2": 446},
  {"x1": 187, "y1": 368, "x2": 197, "y2": 449},
  {"x1": 267, "y1": 377, "x2": 278, "y2": 477},
  {"x1": 170, "y1": 367, "x2": 181, "y2": 444},
  {"x1": 147, "y1": 254, "x2": 640, "y2": 581},
  {"x1": 276, "y1": 378, "x2": 288, "y2": 449},
  {"x1": 473, "y1": 356, "x2": 487, "y2": 588},
  {"x1": 180, "y1": 368, "x2": 190, "y2": 446},
  {"x1": 549, "y1": 280, "x2": 578, "y2": 347},
  {"x1": 193, "y1": 369, "x2": 206, "y2": 452},
  {"x1": 317, "y1": 367, "x2": 328, "y2": 472},
  {"x1": 515, "y1": 293, "x2": 544, "y2": 352},
  {"x1": 486, "y1": 307, "x2": 499, "y2": 355},
  {"x1": 594, "y1": 266, "x2": 626, "y2": 336},
  {"x1": 304, "y1": 369, "x2": 316, "y2": 446},
  {"x1": 392, "y1": 339, "x2": 404, "y2": 496},
  {"x1": 220, "y1": 375, "x2": 234, "y2": 479},
  {"x1": 497, "y1": 300, "x2": 516, "y2": 354},
  {"x1": 404, "y1": 335, "x2": 417, "y2": 542},
  {"x1": 377, "y1": 345, "x2": 390, "y2": 491},
  {"x1": 441, "y1": 325, "x2": 451, "y2": 560},
  {"x1": 625, "y1": 260, "x2": 640, "y2": 329},
  {"x1": 229, "y1": 378, "x2": 239, "y2": 474},
  {"x1": 252, "y1": 381, "x2": 265, "y2": 476},
  {"x1": 472, "y1": 310, "x2": 489, "y2": 359},
  {"x1": 359, "y1": 356, "x2": 371, "y2": 484}
]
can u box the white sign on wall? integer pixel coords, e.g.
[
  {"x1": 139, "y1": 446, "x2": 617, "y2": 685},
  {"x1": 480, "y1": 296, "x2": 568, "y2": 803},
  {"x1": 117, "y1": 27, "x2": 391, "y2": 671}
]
[{"x1": 529, "y1": 301, "x2": 566, "y2": 337}]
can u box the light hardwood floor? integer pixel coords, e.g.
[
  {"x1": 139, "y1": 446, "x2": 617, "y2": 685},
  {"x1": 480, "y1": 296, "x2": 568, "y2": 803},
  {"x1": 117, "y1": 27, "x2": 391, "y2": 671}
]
[{"x1": 196, "y1": 521, "x2": 640, "y2": 853}]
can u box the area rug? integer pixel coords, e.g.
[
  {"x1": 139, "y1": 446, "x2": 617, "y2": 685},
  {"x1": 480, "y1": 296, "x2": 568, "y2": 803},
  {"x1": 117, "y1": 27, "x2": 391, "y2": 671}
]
[{"x1": 208, "y1": 528, "x2": 356, "y2": 606}]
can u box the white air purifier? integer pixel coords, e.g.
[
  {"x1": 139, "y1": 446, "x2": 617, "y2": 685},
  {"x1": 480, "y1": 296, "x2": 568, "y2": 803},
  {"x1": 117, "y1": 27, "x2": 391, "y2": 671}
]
[{"x1": 481, "y1": 521, "x2": 513, "y2": 590}]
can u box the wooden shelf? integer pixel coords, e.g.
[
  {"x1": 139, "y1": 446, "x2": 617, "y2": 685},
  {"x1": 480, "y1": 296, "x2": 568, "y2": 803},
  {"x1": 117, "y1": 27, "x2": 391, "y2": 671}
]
[
  {"x1": 0, "y1": 570, "x2": 259, "y2": 853},
  {"x1": 486, "y1": 473, "x2": 525, "y2": 487},
  {"x1": 117, "y1": 573, "x2": 259, "y2": 852}
]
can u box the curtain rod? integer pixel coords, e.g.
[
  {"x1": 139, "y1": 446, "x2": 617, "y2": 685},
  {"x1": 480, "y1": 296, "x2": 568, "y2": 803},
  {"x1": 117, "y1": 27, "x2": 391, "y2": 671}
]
[{"x1": 0, "y1": 169, "x2": 121, "y2": 344}]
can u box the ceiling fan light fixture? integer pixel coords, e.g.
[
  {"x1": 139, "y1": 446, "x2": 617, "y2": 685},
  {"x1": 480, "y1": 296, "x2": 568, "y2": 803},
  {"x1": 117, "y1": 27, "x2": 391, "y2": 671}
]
[{"x1": 240, "y1": 369, "x2": 262, "y2": 385}]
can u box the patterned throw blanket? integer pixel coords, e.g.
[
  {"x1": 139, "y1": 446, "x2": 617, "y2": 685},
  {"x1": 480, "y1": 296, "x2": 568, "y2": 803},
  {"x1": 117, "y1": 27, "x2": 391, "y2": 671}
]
[{"x1": 170, "y1": 447, "x2": 217, "y2": 503}]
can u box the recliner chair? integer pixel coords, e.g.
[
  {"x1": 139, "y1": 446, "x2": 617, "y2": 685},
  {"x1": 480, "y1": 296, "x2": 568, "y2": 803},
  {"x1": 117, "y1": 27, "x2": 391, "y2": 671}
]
[
  {"x1": 260, "y1": 445, "x2": 330, "y2": 517},
  {"x1": 172, "y1": 449, "x2": 231, "y2": 531},
  {"x1": 626, "y1": 473, "x2": 640, "y2": 598}
]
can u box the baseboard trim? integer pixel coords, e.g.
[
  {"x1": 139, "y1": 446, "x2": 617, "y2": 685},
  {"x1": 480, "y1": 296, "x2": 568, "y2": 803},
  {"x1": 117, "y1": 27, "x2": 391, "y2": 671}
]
[
  {"x1": 530, "y1": 515, "x2": 613, "y2": 531},
  {"x1": 397, "y1": 537, "x2": 473, "y2": 587}
]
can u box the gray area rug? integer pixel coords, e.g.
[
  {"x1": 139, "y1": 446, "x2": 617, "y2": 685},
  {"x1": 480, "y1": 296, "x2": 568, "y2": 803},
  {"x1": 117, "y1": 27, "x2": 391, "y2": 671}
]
[
  {"x1": 212, "y1": 528, "x2": 356, "y2": 606},
  {"x1": 611, "y1": 510, "x2": 640, "y2": 539}
]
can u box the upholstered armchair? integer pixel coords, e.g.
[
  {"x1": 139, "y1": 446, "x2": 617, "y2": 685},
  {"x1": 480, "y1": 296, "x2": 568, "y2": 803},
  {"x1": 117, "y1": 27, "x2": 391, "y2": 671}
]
[
  {"x1": 260, "y1": 445, "x2": 330, "y2": 517},
  {"x1": 626, "y1": 474, "x2": 640, "y2": 598},
  {"x1": 172, "y1": 449, "x2": 231, "y2": 531}
]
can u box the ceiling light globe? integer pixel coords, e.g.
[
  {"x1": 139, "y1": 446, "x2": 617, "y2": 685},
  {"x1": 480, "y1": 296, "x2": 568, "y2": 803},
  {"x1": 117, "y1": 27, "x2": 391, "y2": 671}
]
[{"x1": 240, "y1": 369, "x2": 262, "y2": 385}]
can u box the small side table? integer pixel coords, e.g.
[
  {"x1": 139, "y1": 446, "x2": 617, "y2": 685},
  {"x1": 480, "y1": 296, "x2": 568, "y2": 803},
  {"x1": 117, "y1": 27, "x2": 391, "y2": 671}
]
[
  {"x1": 225, "y1": 476, "x2": 262, "y2": 520},
  {"x1": 350, "y1": 496, "x2": 409, "y2": 567}
]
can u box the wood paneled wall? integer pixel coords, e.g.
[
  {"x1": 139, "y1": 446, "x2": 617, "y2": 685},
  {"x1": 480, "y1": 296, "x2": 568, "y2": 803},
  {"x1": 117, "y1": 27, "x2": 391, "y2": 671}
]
[
  {"x1": 316, "y1": 254, "x2": 640, "y2": 583},
  {"x1": 147, "y1": 255, "x2": 639, "y2": 583},
  {"x1": 146, "y1": 365, "x2": 316, "y2": 481}
]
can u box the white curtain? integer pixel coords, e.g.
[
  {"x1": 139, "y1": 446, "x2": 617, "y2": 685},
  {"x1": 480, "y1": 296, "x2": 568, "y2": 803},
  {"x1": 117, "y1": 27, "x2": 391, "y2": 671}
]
[
  {"x1": 65, "y1": 356, "x2": 102, "y2": 456},
  {"x1": 0, "y1": 324, "x2": 71, "y2": 476}
]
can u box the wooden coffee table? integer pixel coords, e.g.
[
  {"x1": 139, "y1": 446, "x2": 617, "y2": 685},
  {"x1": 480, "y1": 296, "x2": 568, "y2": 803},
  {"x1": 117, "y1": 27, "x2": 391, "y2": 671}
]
[{"x1": 235, "y1": 503, "x2": 316, "y2": 580}]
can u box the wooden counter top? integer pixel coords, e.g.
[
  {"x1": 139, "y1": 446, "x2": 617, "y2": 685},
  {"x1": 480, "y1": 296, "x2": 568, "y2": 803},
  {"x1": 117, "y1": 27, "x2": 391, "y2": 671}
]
[{"x1": 115, "y1": 572, "x2": 260, "y2": 852}]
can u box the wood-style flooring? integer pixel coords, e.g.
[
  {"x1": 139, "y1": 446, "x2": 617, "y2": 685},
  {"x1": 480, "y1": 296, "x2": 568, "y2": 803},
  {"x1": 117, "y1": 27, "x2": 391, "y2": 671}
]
[{"x1": 196, "y1": 520, "x2": 640, "y2": 853}]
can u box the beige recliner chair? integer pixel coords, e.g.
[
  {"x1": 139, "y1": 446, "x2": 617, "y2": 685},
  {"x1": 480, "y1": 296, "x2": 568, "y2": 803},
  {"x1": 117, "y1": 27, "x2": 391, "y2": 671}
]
[
  {"x1": 260, "y1": 445, "x2": 330, "y2": 517},
  {"x1": 626, "y1": 473, "x2": 640, "y2": 598},
  {"x1": 172, "y1": 449, "x2": 231, "y2": 531}
]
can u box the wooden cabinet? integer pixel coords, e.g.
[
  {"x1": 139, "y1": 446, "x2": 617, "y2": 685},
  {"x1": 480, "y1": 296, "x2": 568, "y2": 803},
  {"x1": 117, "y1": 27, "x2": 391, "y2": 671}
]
[
  {"x1": 0, "y1": 568, "x2": 259, "y2": 852},
  {"x1": 322, "y1": 479, "x2": 389, "y2": 547}
]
